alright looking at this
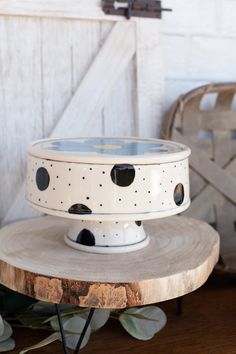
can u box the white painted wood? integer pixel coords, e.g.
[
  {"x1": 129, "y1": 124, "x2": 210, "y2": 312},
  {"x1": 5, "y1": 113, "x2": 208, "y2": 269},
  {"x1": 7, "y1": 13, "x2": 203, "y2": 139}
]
[
  {"x1": 41, "y1": 18, "x2": 73, "y2": 136},
  {"x1": 136, "y1": 18, "x2": 164, "y2": 137},
  {"x1": 0, "y1": 0, "x2": 125, "y2": 21},
  {"x1": 0, "y1": 7, "x2": 164, "y2": 225},
  {"x1": 2, "y1": 21, "x2": 136, "y2": 225},
  {"x1": 0, "y1": 16, "x2": 42, "y2": 223}
]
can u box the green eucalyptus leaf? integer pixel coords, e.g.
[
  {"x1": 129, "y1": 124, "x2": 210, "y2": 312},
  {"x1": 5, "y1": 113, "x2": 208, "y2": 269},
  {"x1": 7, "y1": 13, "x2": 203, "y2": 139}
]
[
  {"x1": 19, "y1": 312, "x2": 51, "y2": 329},
  {"x1": 0, "y1": 337, "x2": 15, "y2": 352},
  {"x1": 119, "y1": 306, "x2": 167, "y2": 341},
  {"x1": 63, "y1": 333, "x2": 90, "y2": 350},
  {"x1": 0, "y1": 315, "x2": 4, "y2": 336},
  {"x1": 80, "y1": 309, "x2": 110, "y2": 331},
  {"x1": 62, "y1": 317, "x2": 91, "y2": 350},
  {"x1": 19, "y1": 332, "x2": 61, "y2": 354},
  {"x1": 0, "y1": 321, "x2": 12, "y2": 342}
]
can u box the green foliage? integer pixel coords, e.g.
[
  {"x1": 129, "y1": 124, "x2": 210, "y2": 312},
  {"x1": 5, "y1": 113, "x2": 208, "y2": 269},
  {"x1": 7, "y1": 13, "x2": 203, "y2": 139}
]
[
  {"x1": 0, "y1": 315, "x2": 15, "y2": 352},
  {"x1": 119, "y1": 306, "x2": 167, "y2": 340},
  {"x1": 0, "y1": 290, "x2": 167, "y2": 352}
]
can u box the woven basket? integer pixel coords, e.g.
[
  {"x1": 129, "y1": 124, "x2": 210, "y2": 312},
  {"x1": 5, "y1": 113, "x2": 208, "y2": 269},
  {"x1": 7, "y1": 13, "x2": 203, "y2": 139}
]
[{"x1": 162, "y1": 83, "x2": 236, "y2": 273}]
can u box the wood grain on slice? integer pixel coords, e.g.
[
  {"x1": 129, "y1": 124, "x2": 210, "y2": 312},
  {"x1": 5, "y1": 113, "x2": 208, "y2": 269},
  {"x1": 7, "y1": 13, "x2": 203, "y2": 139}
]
[{"x1": 0, "y1": 216, "x2": 219, "y2": 308}]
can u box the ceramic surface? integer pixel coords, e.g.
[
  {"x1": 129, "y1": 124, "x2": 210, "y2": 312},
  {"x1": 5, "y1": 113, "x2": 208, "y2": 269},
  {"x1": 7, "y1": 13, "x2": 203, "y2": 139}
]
[{"x1": 26, "y1": 137, "x2": 191, "y2": 253}]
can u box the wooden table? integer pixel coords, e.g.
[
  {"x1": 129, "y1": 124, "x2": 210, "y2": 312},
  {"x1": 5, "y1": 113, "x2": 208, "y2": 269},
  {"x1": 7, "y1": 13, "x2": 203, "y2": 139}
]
[{"x1": 0, "y1": 215, "x2": 219, "y2": 352}]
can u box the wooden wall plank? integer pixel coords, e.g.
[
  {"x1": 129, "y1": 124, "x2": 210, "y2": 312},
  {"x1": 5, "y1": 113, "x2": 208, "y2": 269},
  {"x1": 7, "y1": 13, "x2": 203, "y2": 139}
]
[
  {"x1": 41, "y1": 18, "x2": 73, "y2": 136},
  {"x1": 51, "y1": 21, "x2": 135, "y2": 138},
  {"x1": 71, "y1": 20, "x2": 112, "y2": 136},
  {"x1": 136, "y1": 18, "x2": 164, "y2": 137},
  {"x1": 0, "y1": 0, "x2": 126, "y2": 21},
  {"x1": 0, "y1": 16, "x2": 42, "y2": 224},
  {"x1": 102, "y1": 58, "x2": 136, "y2": 136}
]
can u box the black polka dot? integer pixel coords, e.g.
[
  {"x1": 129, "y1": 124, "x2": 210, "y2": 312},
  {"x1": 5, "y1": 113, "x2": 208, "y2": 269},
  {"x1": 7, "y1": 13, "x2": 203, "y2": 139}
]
[
  {"x1": 110, "y1": 164, "x2": 135, "y2": 187},
  {"x1": 68, "y1": 204, "x2": 92, "y2": 215},
  {"x1": 135, "y1": 221, "x2": 142, "y2": 226},
  {"x1": 174, "y1": 183, "x2": 184, "y2": 206},
  {"x1": 76, "y1": 229, "x2": 95, "y2": 246},
  {"x1": 36, "y1": 167, "x2": 50, "y2": 191}
]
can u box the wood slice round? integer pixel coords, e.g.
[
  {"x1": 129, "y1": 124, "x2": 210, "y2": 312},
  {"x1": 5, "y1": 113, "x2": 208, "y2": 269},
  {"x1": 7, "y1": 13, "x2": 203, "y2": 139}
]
[{"x1": 0, "y1": 216, "x2": 219, "y2": 308}]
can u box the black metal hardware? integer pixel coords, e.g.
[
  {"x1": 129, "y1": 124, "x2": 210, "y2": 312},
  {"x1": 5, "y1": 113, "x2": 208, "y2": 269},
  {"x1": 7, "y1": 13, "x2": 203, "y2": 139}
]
[{"x1": 102, "y1": 0, "x2": 172, "y2": 20}]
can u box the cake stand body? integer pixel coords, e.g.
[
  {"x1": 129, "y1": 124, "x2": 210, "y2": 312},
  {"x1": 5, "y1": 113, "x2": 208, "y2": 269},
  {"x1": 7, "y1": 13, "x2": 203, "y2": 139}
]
[{"x1": 26, "y1": 137, "x2": 190, "y2": 253}]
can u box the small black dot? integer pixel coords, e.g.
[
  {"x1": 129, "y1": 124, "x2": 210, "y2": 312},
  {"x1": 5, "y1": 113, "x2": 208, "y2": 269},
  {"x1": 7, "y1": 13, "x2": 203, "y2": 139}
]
[
  {"x1": 50, "y1": 164, "x2": 53, "y2": 167},
  {"x1": 100, "y1": 204, "x2": 103, "y2": 207},
  {"x1": 148, "y1": 191, "x2": 150, "y2": 194},
  {"x1": 143, "y1": 178, "x2": 145, "y2": 181},
  {"x1": 68, "y1": 183, "x2": 71, "y2": 186},
  {"x1": 134, "y1": 203, "x2": 137, "y2": 206},
  {"x1": 56, "y1": 176, "x2": 59, "y2": 179},
  {"x1": 103, "y1": 235, "x2": 106, "y2": 238},
  {"x1": 135, "y1": 190, "x2": 137, "y2": 193},
  {"x1": 160, "y1": 183, "x2": 162, "y2": 185},
  {"x1": 165, "y1": 190, "x2": 167, "y2": 193},
  {"x1": 82, "y1": 177, "x2": 85, "y2": 180},
  {"x1": 174, "y1": 165, "x2": 176, "y2": 168},
  {"x1": 69, "y1": 168, "x2": 71, "y2": 171},
  {"x1": 115, "y1": 233, "x2": 118, "y2": 236},
  {"x1": 170, "y1": 180, "x2": 173, "y2": 183},
  {"x1": 149, "y1": 201, "x2": 151, "y2": 204},
  {"x1": 53, "y1": 187, "x2": 55, "y2": 190},
  {"x1": 86, "y1": 197, "x2": 90, "y2": 200},
  {"x1": 119, "y1": 198, "x2": 122, "y2": 201},
  {"x1": 38, "y1": 198, "x2": 41, "y2": 202},
  {"x1": 99, "y1": 221, "x2": 102, "y2": 224},
  {"x1": 99, "y1": 184, "x2": 102, "y2": 187},
  {"x1": 61, "y1": 201, "x2": 63, "y2": 204},
  {"x1": 162, "y1": 170, "x2": 165, "y2": 173},
  {"x1": 90, "y1": 168, "x2": 92, "y2": 171},
  {"x1": 116, "y1": 222, "x2": 118, "y2": 224},
  {"x1": 102, "y1": 171, "x2": 105, "y2": 174}
]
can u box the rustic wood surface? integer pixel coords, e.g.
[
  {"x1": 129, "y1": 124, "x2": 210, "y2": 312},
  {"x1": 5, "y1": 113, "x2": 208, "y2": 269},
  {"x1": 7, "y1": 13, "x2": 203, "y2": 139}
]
[
  {"x1": 10, "y1": 272, "x2": 236, "y2": 354},
  {"x1": 162, "y1": 83, "x2": 236, "y2": 273},
  {"x1": 0, "y1": 216, "x2": 219, "y2": 308}
]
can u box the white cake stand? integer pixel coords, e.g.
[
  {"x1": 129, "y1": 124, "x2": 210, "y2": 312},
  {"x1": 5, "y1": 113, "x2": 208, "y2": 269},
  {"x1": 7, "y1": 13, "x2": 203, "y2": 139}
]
[{"x1": 26, "y1": 137, "x2": 190, "y2": 254}]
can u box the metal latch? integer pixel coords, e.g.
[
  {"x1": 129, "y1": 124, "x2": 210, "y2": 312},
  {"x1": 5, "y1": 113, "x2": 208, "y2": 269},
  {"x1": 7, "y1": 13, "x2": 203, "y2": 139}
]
[{"x1": 102, "y1": 0, "x2": 172, "y2": 20}]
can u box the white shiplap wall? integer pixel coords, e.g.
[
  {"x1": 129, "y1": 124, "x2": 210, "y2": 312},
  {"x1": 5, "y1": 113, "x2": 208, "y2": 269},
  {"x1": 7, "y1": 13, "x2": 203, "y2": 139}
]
[{"x1": 0, "y1": 2, "x2": 164, "y2": 225}]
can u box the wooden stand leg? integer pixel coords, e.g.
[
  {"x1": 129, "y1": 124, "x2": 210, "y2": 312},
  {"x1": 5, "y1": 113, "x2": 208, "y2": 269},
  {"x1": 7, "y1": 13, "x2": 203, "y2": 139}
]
[{"x1": 55, "y1": 305, "x2": 95, "y2": 354}]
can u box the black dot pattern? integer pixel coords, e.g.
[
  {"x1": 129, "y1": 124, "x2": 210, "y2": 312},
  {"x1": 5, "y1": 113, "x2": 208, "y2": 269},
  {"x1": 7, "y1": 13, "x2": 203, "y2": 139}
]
[
  {"x1": 76, "y1": 229, "x2": 95, "y2": 246},
  {"x1": 110, "y1": 164, "x2": 135, "y2": 187},
  {"x1": 27, "y1": 156, "x2": 189, "y2": 215},
  {"x1": 36, "y1": 167, "x2": 50, "y2": 191},
  {"x1": 135, "y1": 221, "x2": 142, "y2": 226}
]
